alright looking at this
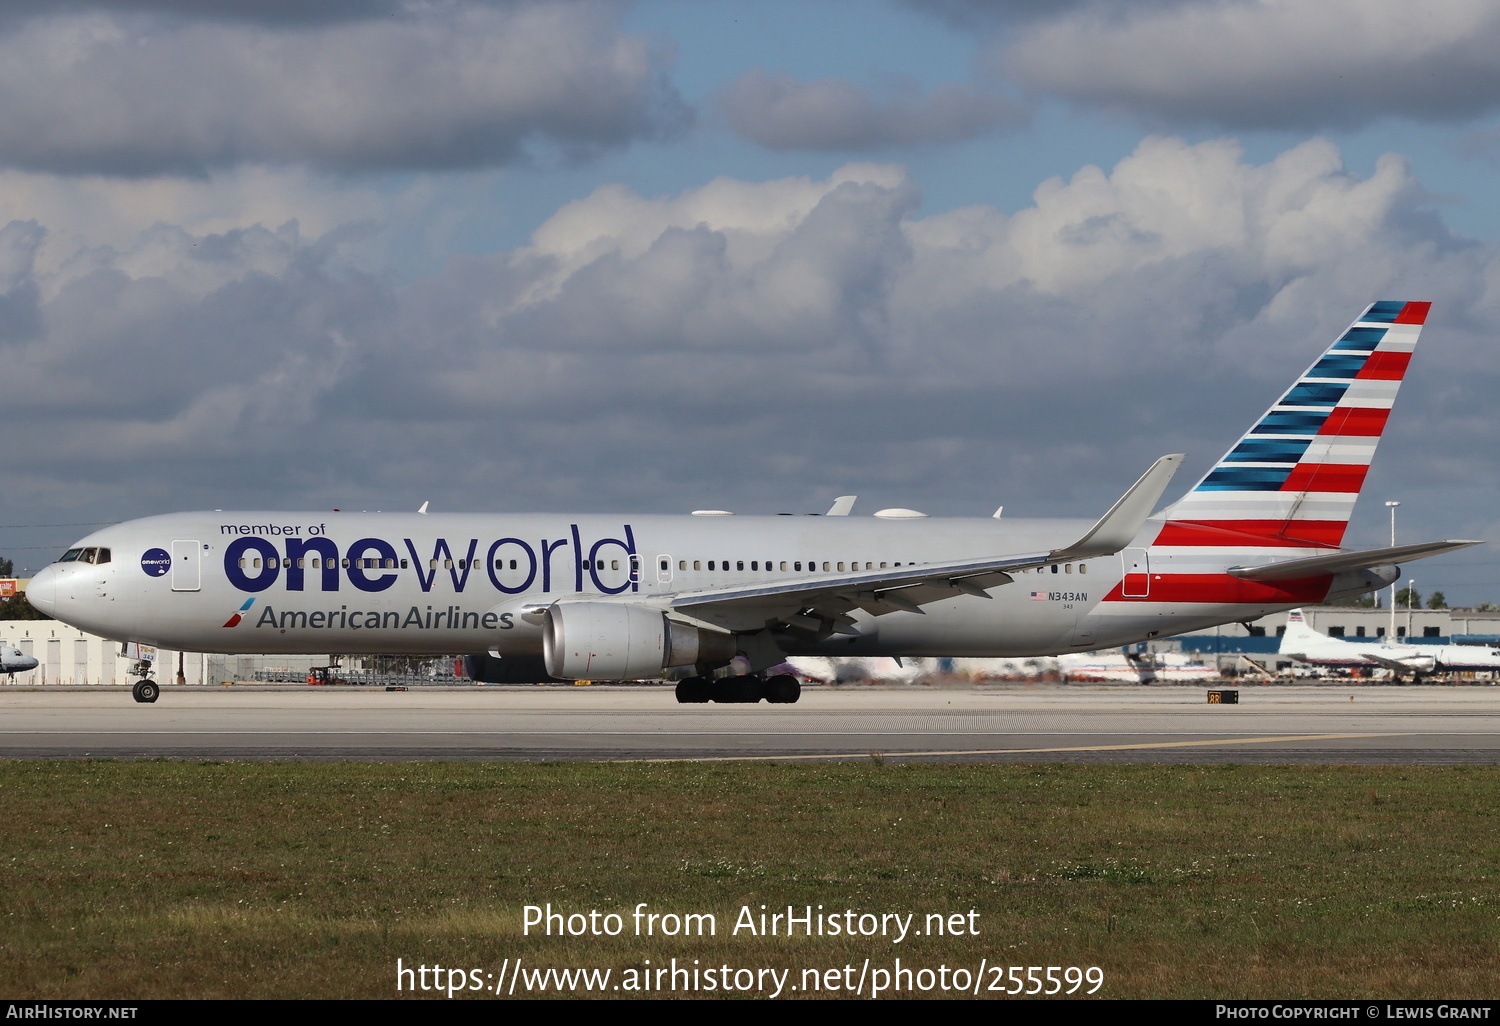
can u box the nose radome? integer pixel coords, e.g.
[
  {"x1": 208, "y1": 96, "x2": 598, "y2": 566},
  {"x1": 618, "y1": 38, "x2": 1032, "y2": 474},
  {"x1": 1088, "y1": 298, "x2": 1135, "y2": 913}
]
[{"x1": 25, "y1": 565, "x2": 57, "y2": 616}]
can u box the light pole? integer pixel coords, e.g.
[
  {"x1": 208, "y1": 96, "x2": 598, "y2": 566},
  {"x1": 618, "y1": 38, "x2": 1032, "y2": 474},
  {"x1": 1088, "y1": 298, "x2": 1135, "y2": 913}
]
[
  {"x1": 1407, "y1": 578, "x2": 1416, "y2": 640},
  {"x1": 1385, "y1": 501, "x2": 1401, "y2": 642}
]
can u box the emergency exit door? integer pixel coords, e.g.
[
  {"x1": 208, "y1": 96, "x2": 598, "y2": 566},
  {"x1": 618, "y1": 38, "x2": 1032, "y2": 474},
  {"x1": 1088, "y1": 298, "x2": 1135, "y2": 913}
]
[{"x1": 171, "y1": 540, "x2": 201, "y2": 592}]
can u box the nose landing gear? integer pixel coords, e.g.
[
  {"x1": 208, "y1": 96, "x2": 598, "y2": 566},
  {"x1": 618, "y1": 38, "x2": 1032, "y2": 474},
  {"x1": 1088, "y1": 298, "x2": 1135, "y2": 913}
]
[{"x1": 129, "y1": 659, "x2": 159, "y2": 703}]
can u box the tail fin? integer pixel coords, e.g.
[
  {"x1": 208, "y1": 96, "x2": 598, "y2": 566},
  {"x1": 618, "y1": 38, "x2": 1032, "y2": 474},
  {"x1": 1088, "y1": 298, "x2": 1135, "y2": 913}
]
[
  {"x1": 1156, "y1": 301, "x2": 1429, "y2": 549},
  {"x1": 1282, "y1": 608, "x2": 1321, "y2": 641},
  {"x1": 1279, "y1": 608, "x2": 1332, "y2": 656}
]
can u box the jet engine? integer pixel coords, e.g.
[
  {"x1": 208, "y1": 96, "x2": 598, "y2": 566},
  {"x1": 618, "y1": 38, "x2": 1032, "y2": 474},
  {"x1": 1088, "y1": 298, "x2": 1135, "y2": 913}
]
[{"x1": 541, "y1": 601, "x2": 735, "y2": 680}]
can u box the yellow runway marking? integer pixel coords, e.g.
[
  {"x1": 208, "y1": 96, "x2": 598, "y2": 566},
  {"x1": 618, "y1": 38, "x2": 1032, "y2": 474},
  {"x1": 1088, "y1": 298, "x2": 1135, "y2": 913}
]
[{"x1": 636, "y1": 732, "x2": 1404, "y2": 763}]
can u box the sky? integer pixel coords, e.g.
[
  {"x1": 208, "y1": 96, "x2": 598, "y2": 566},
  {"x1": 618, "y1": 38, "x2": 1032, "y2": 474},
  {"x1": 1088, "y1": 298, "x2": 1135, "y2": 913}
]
[{"x1": 3, "y1": 0, "x2": 1500, "y2": 604}]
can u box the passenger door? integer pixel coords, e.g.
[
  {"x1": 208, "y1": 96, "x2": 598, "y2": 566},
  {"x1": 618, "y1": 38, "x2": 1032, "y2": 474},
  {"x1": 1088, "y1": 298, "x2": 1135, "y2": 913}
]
[{"x1": 1122, "y1": 548, "x2": 1150, "y2": 598}]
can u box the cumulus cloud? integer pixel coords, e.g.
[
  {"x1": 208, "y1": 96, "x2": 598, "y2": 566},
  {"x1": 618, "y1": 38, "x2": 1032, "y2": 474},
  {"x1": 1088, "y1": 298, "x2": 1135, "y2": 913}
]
[
  {"x1": 720, "y1": 70, "x2": 1021, "y2": 151},
  {"x1": 1002, "y1": 0, "x2": 1500, "y2": 130},
  {"x1": 5, "y1": 140, "x2": 1500, "y2": 558},
  {"x1": 0, "y1": 1, "x2": 688, "y2": 175}
]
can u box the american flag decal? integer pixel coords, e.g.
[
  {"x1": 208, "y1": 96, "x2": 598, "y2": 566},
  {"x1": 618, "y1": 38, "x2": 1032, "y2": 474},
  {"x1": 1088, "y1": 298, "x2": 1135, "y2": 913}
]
[{"x1": 1030, "y1": 591, "x2": 1047, "y2": 601}]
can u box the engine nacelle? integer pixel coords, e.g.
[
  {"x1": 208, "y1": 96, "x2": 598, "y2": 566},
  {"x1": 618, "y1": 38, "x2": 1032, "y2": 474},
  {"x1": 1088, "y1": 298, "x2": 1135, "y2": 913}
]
[{"x1": 542, "y1": 602, "x2": 736, "y2": 680}]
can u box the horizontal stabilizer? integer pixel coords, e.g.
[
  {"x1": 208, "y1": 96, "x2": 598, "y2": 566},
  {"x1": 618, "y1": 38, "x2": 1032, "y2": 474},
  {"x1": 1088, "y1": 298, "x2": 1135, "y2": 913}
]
[{"x1": 1229, "y1": 539, "x2": 1482, "y2": 581}]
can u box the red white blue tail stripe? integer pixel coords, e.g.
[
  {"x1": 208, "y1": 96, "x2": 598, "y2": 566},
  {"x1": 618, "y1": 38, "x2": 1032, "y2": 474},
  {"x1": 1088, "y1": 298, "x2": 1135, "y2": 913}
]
[{"x1": 1154, "y1": 300, "x2": 1427, "y2": 549}]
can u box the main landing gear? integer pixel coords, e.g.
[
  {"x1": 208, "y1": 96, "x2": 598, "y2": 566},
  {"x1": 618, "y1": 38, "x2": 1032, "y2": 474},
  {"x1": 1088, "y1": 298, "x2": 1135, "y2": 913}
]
[{"x1": 675, "y1": 673, "x2": 802, "y2": 705}]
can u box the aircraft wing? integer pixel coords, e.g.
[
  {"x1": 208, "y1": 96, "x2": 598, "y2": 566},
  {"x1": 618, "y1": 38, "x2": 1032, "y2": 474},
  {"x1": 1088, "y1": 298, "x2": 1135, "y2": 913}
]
[
  {"x1": 667, "y1": 454, "x2": 1183, "y2": 633},
  {"x1": 1228, "y1": 539, "x2": 1483, "y2": 582},
  {"x1": 1351, "y1": 650, "x2": 1422, "y2": 675}
]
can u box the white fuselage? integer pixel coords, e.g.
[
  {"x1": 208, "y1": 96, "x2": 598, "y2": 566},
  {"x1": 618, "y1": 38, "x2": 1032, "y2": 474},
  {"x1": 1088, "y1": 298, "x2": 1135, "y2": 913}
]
[{"x1": 24, "y1": 509, "x2": 1351, "y2": 661}]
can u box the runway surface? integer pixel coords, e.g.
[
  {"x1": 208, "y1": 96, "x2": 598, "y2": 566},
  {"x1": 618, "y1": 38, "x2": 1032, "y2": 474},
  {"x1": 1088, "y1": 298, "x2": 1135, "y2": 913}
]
[{"x1": 4, "y1": 684, "x2": 1500, "y2": 763}]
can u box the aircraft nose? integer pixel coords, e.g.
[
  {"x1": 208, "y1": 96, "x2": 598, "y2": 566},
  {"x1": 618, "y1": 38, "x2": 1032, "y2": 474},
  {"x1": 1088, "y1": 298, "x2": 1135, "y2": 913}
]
[{"x1": 26, "y1": 565, "x2": 57, "y2": 617}]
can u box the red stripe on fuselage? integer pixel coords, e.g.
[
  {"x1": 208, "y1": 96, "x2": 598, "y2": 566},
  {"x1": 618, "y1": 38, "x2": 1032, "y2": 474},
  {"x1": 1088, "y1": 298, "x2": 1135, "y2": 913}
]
[
  {"x1": 1355, "y1": 351, "x2": 1411, "y2": 380},
  {"x1": 1279, "y1": 462, "x2": 1369, "y2": 493},
  {"x1": 1102, "y1": 573, "x2": 1332, "y2": 605},
  {"x1": 1152, "y1": 520, "x2": 1345, "y2": 547},
  {"x1": 1394, "y1": 301, "x2": 1430, "y2": 324},
  {"x1": 1318, "y1": 406, "x2": 1390, "y2": 437}
]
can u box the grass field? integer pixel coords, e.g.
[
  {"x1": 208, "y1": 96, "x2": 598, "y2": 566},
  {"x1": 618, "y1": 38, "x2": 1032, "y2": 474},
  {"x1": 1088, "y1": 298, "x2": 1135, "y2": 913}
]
[{"x1": 2, "y1": 760, "x2": 1498, "y2": 999}]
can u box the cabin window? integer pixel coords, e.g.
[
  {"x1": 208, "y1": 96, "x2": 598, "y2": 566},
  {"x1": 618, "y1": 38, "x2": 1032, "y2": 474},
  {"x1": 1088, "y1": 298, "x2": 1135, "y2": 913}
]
[
  {"x1": 677, "y1": 560, "x2": 685, "y2": 571},
  {"x1": 401, "y1": 559, "x2": 409, "y2": 569},
  {"x1": 780, "y1": 561, "x2": 788, "y2": 571},
  {"x1": 311, "y1": 558, "x2": 321, "y2": 569},
  {"x1": 737, "y1": 561, "x2": 744, "y2": 571},
  {"x1": 444, "y1": 559, "x2": 453, "y2": 569},
  {"x1": 1051, "y1": 564, "x2": 1059, "y2": 574},
  {"x1": 429, "y1": 560, "x2": 437, "y2": 570},
  {"x1": 822, "y1": 562, "x2": 831, "y2": 571},
  {"x1": 296, "y1": 559, "x2": 305, "y2": 569},
  {"x1": 662, "y1": 560, "x2": 671, "y2": 571},
  {"x1": 1079, "y1": 564, "x2": 1087, "y2": 575},
  {"x1": 611, "y1": 560, "x2": 620, "y2": 570},
  {"x1": 1065, "y1": 564, "x2": 1073, "y2": 574},
  {"x1": 751, "y1": 561, "x2": 758, "y2": 570},
  {"x1": 693, "y1": 560, "x2": 701, "y2": 570},
  {"x1": 794, "y1": 562, "x2": 802, "y2": 571},
  {"x1": 342, "y1": 559, "x2": 350, "y2": 569}
]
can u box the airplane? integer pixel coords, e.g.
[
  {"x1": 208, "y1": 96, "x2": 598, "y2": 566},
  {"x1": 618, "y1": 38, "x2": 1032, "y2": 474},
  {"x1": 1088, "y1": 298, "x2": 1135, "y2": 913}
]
[
  {"x1": 0, "y1": 645, "x2": 38, "y2": 674},
  {"x1": 24, "y1": 300, "x2": 1482, "y2": 705},
  {"x1": 1279, "y1": 608, "x2": 1500, "y2": 678}
]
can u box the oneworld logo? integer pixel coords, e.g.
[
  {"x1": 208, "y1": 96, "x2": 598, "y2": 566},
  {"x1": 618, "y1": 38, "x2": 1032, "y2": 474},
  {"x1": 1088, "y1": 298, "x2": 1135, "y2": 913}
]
[
  {"x1": 141, "y1": 548, "x2": 171, "y2": 577},
  {"x1": 221, "y1": 525, "x2": 639, "y2": 597}
]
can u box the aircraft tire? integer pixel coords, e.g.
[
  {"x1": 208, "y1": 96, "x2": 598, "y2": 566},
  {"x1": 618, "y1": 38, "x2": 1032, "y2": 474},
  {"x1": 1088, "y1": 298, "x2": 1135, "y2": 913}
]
[
  {"x1": 711, "y1": 674, "x2": 764, "y2": 704},
  {"x1": 675, "y1": 676, "x2": 711, "y2": 703},
  {"x1": 764, "y1": 673, "x2": 801, "y2": 704},
  {"x1": 132, "y1": 679, "x2": 159, "y2": 704}
]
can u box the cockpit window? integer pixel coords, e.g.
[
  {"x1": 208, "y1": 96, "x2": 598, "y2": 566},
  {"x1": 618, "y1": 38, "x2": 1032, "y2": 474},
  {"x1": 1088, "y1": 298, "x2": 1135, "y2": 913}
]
[
  {"x1": 93, "y1": 548, "x2": 111, "y2": 565},
  {"x1": 59, "y1": 548, "x2": 83, "y2": 562}
]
